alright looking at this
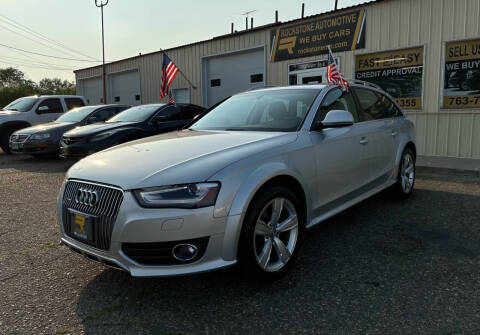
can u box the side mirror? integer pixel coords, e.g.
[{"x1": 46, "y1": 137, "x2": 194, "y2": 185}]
[
  {"x1": 37, "y1": 105, "x2": 49, "y2": 114},
  {"x1": 315, "y1": 110, "x2": 354, "y2": 130},
  {"x1": 87, "y1": 116, "x2": 99, "y2": 124}
]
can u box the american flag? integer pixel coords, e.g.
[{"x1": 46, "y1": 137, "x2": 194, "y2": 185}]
[
  {"x1": 160, "y1": 53, "x2": 179, "y2": 99},
  {"x1": 327, "y1": 47, "x2": 349, "y2": 92}
]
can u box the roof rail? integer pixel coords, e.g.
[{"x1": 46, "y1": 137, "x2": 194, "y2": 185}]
[
  {"x1": 348, "y1": 80, "x2": 382, "y2": 90},
  {"x1": 246, "y1": 85, "x2": 274, "y2": 91}
]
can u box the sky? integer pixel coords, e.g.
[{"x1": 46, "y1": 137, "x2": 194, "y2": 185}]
[{"x1": 0, "y1": 0, "x2": 367, "y2": 83}]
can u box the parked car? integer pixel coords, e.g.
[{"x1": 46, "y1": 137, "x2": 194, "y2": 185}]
[
  {"x1": 59, "y1": 103, "x2": 205, "y2": 158},
  {"x1": 0, "y1": 95, "x2": 87, "y2": 154},
  {"x1": 58, "y1": 83, "x2": 416, "y2": 281},
  {"x1": 9, "y1": 104, "x2": 129, "y2": 156}
]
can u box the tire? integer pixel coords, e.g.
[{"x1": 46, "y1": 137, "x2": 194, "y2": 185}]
[
  {"x1": 237, "y1": 186, "x2": 304, "y2": 282},
  {"x1": 0, "y1": 128, "x2": 15, "y2": 154},
  {"x1": 394, "y1": 148, "x2": 416, "y2": 198}
]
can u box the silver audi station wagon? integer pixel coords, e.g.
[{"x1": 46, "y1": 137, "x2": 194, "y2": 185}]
[{"x1": 58, "y1": 81, "x2": 416, "y2": 281}]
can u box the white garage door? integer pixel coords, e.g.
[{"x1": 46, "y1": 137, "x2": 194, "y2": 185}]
[
  {"x1": 81, "y1": 77, "x2": 102, "y2": 105},
  {"x1": 204, "y1": 47, "x2": 264, "y2": 107},
  {"x1": 109, "y1": 70, "x2": 141, "y2": 106},
  {"x1": 172, "y1": 88, "x2": 190, "y2": 103}
]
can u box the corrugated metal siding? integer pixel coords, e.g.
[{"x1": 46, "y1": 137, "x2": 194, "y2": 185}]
[{"x1": 75, "y1": 0, "x2": 480, "y2": 159}]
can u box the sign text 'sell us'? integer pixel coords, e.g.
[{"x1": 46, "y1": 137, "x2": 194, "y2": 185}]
[{"x1": 270, "y1": 9, "x2": 366, "y2": 62}]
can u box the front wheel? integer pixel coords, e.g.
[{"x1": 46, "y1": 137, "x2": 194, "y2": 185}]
[
  {"x1": 238, "y1": 186, "x2": 304, "y2": 281},
  {"x1": 0, "y1": 129, "x2": 14, "y2": 154},
  {"x1": 395, "y1": 148, "x2": 415, "y2": 197}
]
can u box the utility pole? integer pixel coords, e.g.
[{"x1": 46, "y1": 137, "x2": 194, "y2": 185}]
[{"x1": 95, "y1": 0, "x2": 109, "y2": 104}]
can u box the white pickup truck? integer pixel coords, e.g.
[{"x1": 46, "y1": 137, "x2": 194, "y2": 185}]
[{"x1": 0, "y1": 95, "x2": 87, "y2": 153}]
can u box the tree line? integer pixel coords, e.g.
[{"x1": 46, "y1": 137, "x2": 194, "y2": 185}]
[{"x1": 0, "y1": 67, "x2": 75, "y2": 108}]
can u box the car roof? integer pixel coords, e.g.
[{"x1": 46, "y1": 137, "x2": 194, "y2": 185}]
[
  {"x1": 86, "y1": 104, "x2": 130, "y2": 108},
  {"x1": 21, "y1": 95, "x2": 86, "y2": 99}
]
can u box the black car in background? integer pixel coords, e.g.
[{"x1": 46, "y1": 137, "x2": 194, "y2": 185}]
[
  {"x1": 59, "y1": 103, "x2": 206, "y2": 158},
  {"x1": 9, "y1": 104, "x2": 129, "y2": 156}
]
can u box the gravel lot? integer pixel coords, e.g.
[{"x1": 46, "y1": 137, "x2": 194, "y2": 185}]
[{"x1": 1, "y1": 151, "x2": 479, "y2": 335}]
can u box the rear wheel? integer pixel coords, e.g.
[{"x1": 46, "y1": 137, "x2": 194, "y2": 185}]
[
  {"x1": 395, "y1": 148, "x2": 415, "y2": 197},
  {"x1": 238, "y1": 186, "x2": 304, "y2": 281}
]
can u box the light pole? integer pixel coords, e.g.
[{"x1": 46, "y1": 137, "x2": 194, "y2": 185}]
[{"x1": 95, "y1": 0, "x2": 109, "y2": 104}]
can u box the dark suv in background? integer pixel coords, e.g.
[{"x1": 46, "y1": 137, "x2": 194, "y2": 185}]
[{"x1": 59, "y1": 103, "x2": 206, "y2": 158}]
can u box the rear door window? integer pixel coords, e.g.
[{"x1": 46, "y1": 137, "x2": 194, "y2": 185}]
[{"x1": 65, "y1": 98, "x2": 86, "y2": 110}]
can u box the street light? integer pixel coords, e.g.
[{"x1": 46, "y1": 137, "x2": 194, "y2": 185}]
[{"x1": 95, "y1": 0, "x2": 109, "y2": 104}]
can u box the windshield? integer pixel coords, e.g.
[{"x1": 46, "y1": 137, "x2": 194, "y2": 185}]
[
  {"x1": 190, "y1": 89, "x2": 319, "y2": 132},
  {"x1": 3, "y1": 97, "x2": 38, "y2": 112},
  {"x1": 107, "y1": 105, "x2": 162, "y2": 123},
  {"x1": 56, "y1": 106, "x2": 98, "y2": 122}
]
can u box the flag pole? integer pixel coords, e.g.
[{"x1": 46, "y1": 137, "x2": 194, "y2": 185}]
[{"x1": 160, "y1": 48, "x2": 197, "y2": 89}]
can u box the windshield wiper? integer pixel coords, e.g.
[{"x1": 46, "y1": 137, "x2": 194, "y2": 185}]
[{"x1": 225, "y1": 128, "x2": 248, "y2": 131}]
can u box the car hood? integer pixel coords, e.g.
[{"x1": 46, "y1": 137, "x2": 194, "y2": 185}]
[
  {"x1": 64, "y1": 122, "x2": 137, "y2": 137},
  {"x1": 0, "y1": 110, "x2": 21, "y2": 119},
  {"x1": 68, "y1": 130, "x2": 297, "y2": 190},
  {"x1": 16, "y1": 122, "x2": 74, "y2": 135}
]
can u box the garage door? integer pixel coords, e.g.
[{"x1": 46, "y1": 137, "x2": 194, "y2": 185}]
[
  {"x1": 204, "y1": 47, "x2": 264, "y2": 107},
  {"x1": 109, "y1": 70, "x2": 141, "y2": 106},
  {"x1": 80, "y1": 77, "x2": 102, "y2": 105}
]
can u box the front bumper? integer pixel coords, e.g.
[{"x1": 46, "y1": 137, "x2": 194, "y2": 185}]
[
  {"x1": 58, "y1": 183, "x2": 238, "y2": 277},
  {"x1": 10, "y1": 139, "x2": 58, "y2": 155},
  {"x1": 59, "y1": 140, "x2": 91, "y2": 158}
]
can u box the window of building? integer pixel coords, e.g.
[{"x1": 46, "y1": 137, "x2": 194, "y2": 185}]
[
  {"x1": 210, "y1": 79, "x2": 221, "y2": 87},
  {"x1": 355, "y1": 47, "x2": 424, "y2": 110},
  {"x1": 443, "y1": 38, "x2": 480, "y2": 109},
  {"x1": 250, "y1": 73, "x2": 263, "y2": 83}
]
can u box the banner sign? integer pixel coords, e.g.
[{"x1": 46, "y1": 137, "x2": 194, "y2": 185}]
[
  {"x1": 355, "y1": 47, "x2": 424, "y2": 109},
  {"x1": 270, "y1": 9, "x2": 366, "y2": 62},
  {"x1": 443, "y1": 39, "x2": 480, "y2": 108}
]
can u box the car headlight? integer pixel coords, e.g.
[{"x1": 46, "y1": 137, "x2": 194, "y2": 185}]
[
  {"x1": 133, "y1": 182, "x2": 221, "y2": 208},
  {"x1": 91, "y1": 131, "x2": 113, "y2": 142},
  {"x1": 31, "y1": 133, "x2": 50, "y2": 140}
]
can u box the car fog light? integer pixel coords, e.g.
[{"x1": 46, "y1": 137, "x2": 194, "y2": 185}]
[{"x1": 172, "y1": 244, "x2": 198, "y2": 261}]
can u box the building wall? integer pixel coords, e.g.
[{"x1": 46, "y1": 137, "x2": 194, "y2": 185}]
[{"x1": 75, "y1": 0, "x2": 480, "y2": 159}]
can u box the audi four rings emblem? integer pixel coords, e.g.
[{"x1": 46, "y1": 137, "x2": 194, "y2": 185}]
[{"x1": 75, "y1": 188, "x2": 100, "y2": 206}]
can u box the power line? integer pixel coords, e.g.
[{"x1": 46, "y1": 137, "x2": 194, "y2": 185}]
[
  {"x1": 0, "y1": 22, "x2": 85, "y2": 61},
  {"x1": 0, "y1": 58, "x2": 74, "y2": 71},
  {"x1": 0, "y1": 43, "x2": 102, "y2": 62},
  {"x1": 0, "y1": 13, "x2": 99, "y2": 61},
  {"x1": 0, "y1": 54, "x2": 75, "y2": 69}
]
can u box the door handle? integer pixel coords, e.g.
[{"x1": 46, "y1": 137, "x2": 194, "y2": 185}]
[
  {"x1": 391, "y1": 131, "x2": 398, "y2": 137},
  {"x1": 359, "y1": 137, "x2": 368, "y2": 145}
]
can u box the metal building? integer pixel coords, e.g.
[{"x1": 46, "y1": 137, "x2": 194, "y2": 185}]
[{"x1": 74, "y1": 0, "x2": 480, "y2": 160}]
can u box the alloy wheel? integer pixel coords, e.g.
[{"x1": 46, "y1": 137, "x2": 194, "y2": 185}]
[
  {"x1": 253, "y1": 197, "x2": 299, "y2": 272},
  {"x1": 401, "y1": 152, "x2": 415, "y2": 193}
]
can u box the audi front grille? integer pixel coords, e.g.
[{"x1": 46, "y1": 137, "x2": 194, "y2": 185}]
[{"x1": 62, "y1": 180, "x2": 124, "y2": 251}]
